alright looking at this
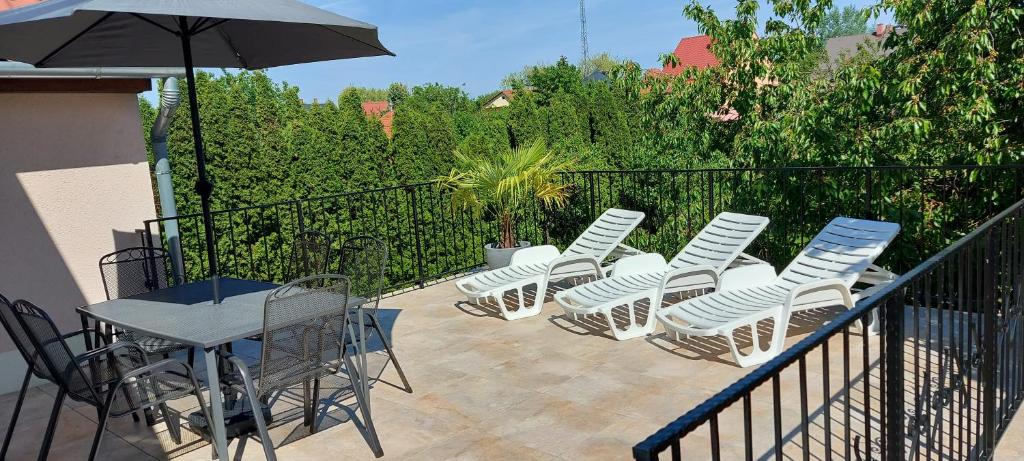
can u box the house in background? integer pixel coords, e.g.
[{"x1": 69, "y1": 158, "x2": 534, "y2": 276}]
[
  {"x1": 0, "y1": 0, "x2": 180, "y2": 395},
  {"x1": 824, "y1": 23, "x2": 903, "y2": 67},
  {"x1": 646, "y1": 34, "x2": 740, "y2": 121},
  {"x1": 584, "y1": 70, "x2": 609, "y2": 82},
  {"x1": 647, "y1": 34, "x2": 720, "y2": 77},
  {"x1": 361, "y1": 100, "x2": 394, "y2": 137},
  {"x1": 481, "y1": 89, "x2": 515, "y2": 109}
]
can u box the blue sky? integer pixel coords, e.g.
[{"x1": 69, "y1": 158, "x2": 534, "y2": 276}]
[{"x1": 154, "y1": 0, "x2": 887, "y2": 102}]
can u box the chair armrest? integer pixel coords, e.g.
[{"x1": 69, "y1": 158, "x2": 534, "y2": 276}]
[
  {"x1": 72, "y1": 341, "x2": 149, "y2": 367},
  {"x1": 65, "y1": 341, "x2": 151, "y2": 392},
  {"x1": 661, "y1": 264, "x2": 719, "y2": 292},
  {"x1": 718, "y1": 264, "x2": 777, "y2": 292},
  {"x1": 118, "y1": 357, "x2": 196, "y2": 381},
  {"x1": 217, "y1": 350, "x2": 256, "y2": 382},
  {"x1": 509, "y1": 245, "x2": 561, "y2": 266},
  {"x1": 784, "y1": 278, "x2": 854, "y2": 318},
  {"x1": 546, "y1": 254, "x2": 604, "y2": 280},
  {"x1": 610, "y1": 243, "x2": 644, "y2": 259},
  {"x1": 62, "y1": 327, "x2": 112, "y2": 345},
  {"x1": 610, "y1": 253, "x2": 668, "y2": 277}
]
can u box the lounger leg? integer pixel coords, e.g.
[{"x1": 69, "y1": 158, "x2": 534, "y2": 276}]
[
  {"x1": 2, "y1": 368, "x2": 32, "y2": 459},
  {"x1": 531, "y1": 279, "x2": 549, "y2": 313},
  {"x1": 493, "y1": 293, "x2": 511, "y2": 318},
  {"x1": 727, "y1": 314, "x2": 791, "y2": 368},
  {"x1": 601, "y1": 296, "x2": 659, "y2": 341}
]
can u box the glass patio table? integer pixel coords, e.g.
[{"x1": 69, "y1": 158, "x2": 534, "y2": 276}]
[{"x1": 77, "y1": 277, "x2": 278, "y2": 459}]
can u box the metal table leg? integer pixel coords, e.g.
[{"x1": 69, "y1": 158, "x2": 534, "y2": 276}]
[{"x1": 203, "y1": 347, "x2": 229, "y2": 459}]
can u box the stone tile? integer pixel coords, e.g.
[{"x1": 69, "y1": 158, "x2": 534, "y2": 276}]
[
  {"x1": 403, "y1": 429, "x2": 560, "y2": 461},
  {"x1": 0, "y1": 387, "x2": 62, "y2": 434},
  {"x1": 479, "y1": 393, "x2": 627, "y2": 457}
]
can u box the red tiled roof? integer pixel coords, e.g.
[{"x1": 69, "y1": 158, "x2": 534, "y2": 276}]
[
  {"x1": 361, "y1": 100, "x2": 393, "y2": 137},
  {"x1": 650, "y1": 34, "x2": 720, "y2": 76},
  {"x1": 0, "y1": 0, "x2": 42, "y2": 12},
  {"x1": 361, "y1": 100, "x2": 389, "y2": 115}
]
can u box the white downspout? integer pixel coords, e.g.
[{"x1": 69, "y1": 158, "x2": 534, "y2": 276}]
[{"x1": 151, "y1": 77, "x2": 184, "y2": 281}]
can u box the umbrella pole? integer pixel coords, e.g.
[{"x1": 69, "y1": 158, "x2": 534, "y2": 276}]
[{"x1": 179, "y1": 22, "x2": 221, "y2": 304}]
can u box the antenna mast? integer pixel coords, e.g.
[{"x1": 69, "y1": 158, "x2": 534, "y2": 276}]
[{"x1": 579, "y1": 0, "x2": 589, "y2": 73}]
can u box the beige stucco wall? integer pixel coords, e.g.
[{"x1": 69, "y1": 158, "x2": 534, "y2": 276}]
[
  {"x1": 485, "y1": 95, "x2": 510, "y2": 108},
  {"x1": 0, "y1": 91, "x2": 157, "y2": 392}
]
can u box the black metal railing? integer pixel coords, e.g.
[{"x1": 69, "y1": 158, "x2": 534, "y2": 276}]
[
  {"x1": 632, "y1": 197, "x2": 1024, "y2": 460},
  {"x1": 144, "y1": 165, "x2": 1023, "y2": 294}
]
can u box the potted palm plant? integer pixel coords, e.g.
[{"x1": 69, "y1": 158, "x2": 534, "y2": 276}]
[{"x1": 437, "y1": 140, "x2": 573, "y2": 269}]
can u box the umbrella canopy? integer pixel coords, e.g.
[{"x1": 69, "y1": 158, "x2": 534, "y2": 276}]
[
  {"x1": 0, "y1": 0, "x2": 392, "y2": 305},
  {"x1": 0, "y1": 0, "x2": 393, "y2": 67}
]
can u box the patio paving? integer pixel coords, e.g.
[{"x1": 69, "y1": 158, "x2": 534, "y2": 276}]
[{"x1": 1, "y1": 278, "x2": 1022, "y2": 460}]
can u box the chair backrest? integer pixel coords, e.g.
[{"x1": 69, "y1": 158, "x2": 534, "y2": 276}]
[
  {"x1": 0, "y1": 294, "x2": 52, "y2": 381},
  {"x1": 338, "y1": 236, "x2": 388, "y2": 313},
  {"x1": 776, "y1": 217, "x2": 901, "y2": 290},
  {"x1": 669, "y1": 212, "x2": 770, "y2": 272},
  {"x1": 286, "y1": 230, "x2": 333, "y2": 281},
  {"x1": 257, "y1": 274, "x2": 350, "y2": 396},
  {"x1": 561, "y1": 208, "x2": 645, "y2": 261},
  {"x1": 9, "y1": 300, "x2": 98, "y2": 401},
  {"x1": 98, "y1": 246, "x2": 172, "y2": 300}
]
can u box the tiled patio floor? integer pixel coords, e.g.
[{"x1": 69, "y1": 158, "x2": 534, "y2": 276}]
[{"x1": 1, "y1": 278, "x2": 1021, "y2": 460}]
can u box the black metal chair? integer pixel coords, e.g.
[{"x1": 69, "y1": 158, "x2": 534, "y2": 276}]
[
  {"x1": 285, "y1": 230, "x2": 333, "y2": 281},
  {"x1": 245, "y1": 231, "x2": 334, "y2": 346},
  {"x1": 98, "y1": 247, "x2": 194, "y2": 364},
  {"x1": 0, "y1": 293, "x2": 106, "y2": 459},
  {"x1": 219, "y1": 274, "x2": 380, "y2": 460},
  {"x1": 4, "y1": 298, "x2": 212, "y2": 461},
  {"x1": 338, "y1": 236, "x2": 411, "y2": 393}
]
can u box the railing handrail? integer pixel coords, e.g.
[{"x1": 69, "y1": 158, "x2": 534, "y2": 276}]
[
  {"x1": 571, "y1": 164, "x2": 1023, "y2": 175},
  {"x1": 144, "y1": 164, "x2": 1023, "y2": 224},
  {"x1": 143, "y1": 180, "x2": 438, "y2": 224},
  {"x1": 632, "y1": 196, "x2": 1024, "y2": 459}
]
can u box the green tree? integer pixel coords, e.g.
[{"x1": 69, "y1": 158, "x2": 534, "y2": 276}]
[
  {"x1": 527, "y1": 57, "x2": 583, "y2": 105},
  {"x1": 506, "y1": 91, "x2": 545, "y2": 149},
  {"x1": 816, "y1": 5, "x2": 869, "y2": 39},
  {"x1": 458, "y1": 108, "x2": 511, "y2": 160},
  {"x1": 583, "y1": 52, "x2": 624, "y2": 75},
  {"x1": 343, "y1": 86, "x2": 388, "y2": 101},
  {"x1": 387, "y1": 82, "x2": 409, "y2": 107},
  {"x1": 390, "y1": 104, "x2": 458, "y2": 183}
]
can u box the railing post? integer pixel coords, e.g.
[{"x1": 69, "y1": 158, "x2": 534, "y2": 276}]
[
  {"x1": 295, "y1": 200, "x2": 306, "y2": 234},
  {"x1": 982, "y1": 227, "x2": 999, "y2": 456},
  {"x1": 865, "y1": 168, "x2": 875, "y2": 220},
  {"x1": 883, "y1": 293, "x2": 905, "y2": 461},
  {"x1": 407, "y1": 185, "x2": 427, "y2": 288},
  {"x1": 587, "y1": 172, "x2": 597, "y2": 222},
  {"x1": 707, "y1": 171, "x2": 716, "y2": 220}
]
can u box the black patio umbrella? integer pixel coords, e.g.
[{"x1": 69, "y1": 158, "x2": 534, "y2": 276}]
[{"x1": 0, "y1": 0, "x2": 393, "y2": 302}]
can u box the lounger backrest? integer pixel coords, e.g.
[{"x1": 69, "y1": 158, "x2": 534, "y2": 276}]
[
  {"x1": 669, "y1": 212, "x2": 770, "y2": 272},
  {"x1": 776, "y1": 217, "x2": 900, "y2": 290},
  {"x1": 561, "y1": 208, "x2": 645, "y2": 261}
]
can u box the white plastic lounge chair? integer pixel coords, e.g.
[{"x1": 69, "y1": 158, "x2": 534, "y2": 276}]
[
  {"x1": 455, "y1": 208, "x2": 645, "y2": 320},
  {"x1": 554, "y1": 212, "x2": 771, "y2": 340},
  {"x1": 657, "y1": 217, "x2": 900, "y2": 368}
]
